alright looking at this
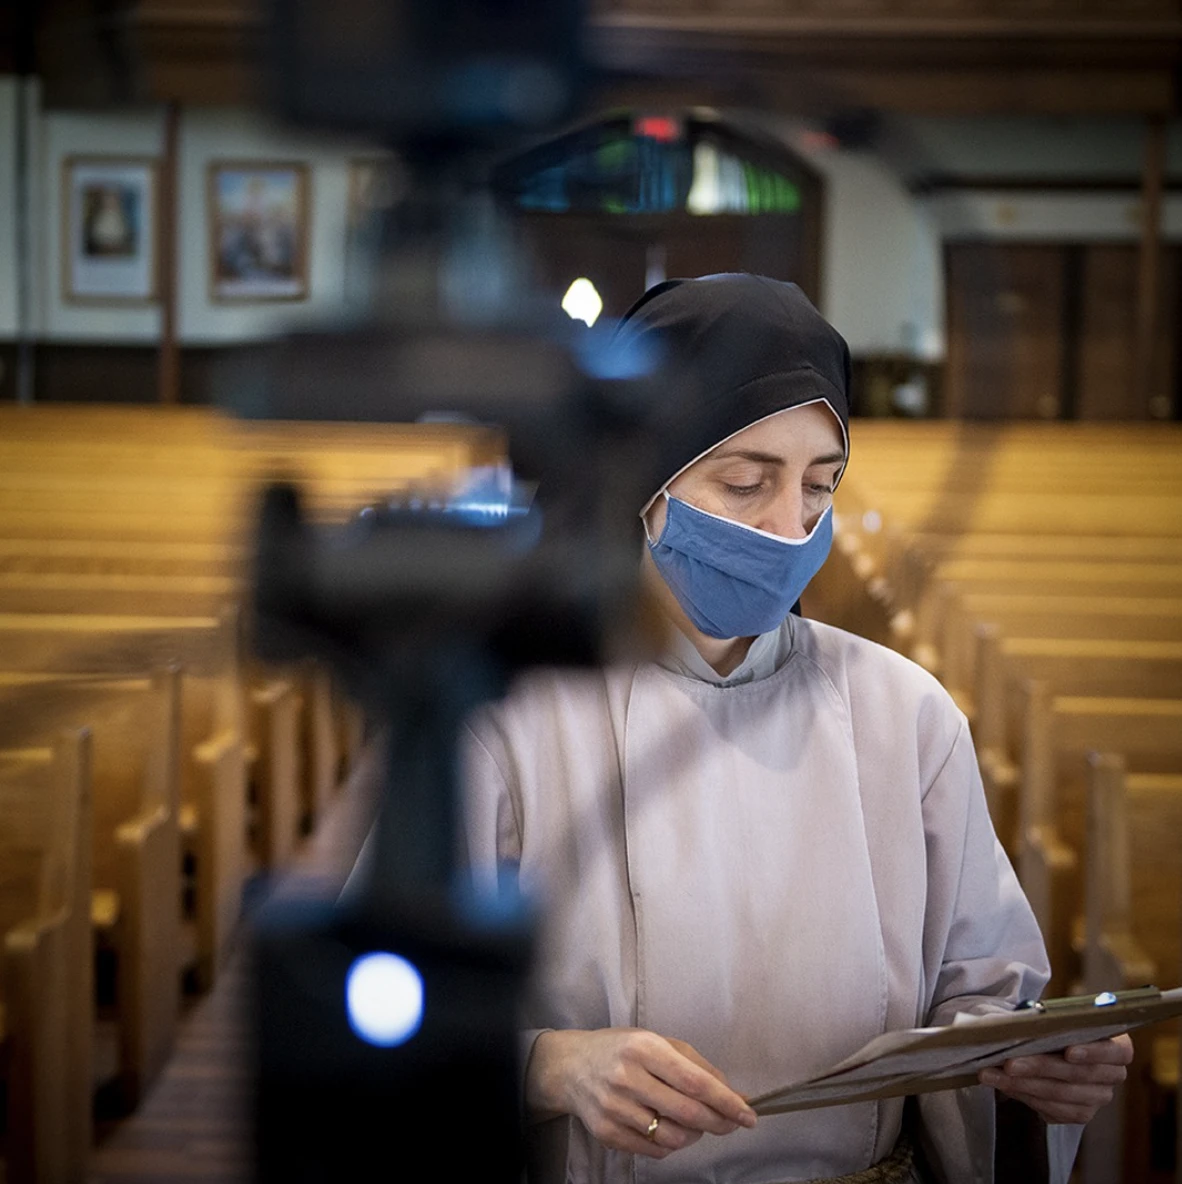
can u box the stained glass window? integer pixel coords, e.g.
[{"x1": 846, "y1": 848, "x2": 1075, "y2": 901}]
[{"x1": 494, "y1": 111, "x2": 807, "y2": 216}]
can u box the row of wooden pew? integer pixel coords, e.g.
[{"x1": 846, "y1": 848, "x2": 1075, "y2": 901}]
[
  {"x1": 0, "y1": 404, "x2": 498, "y2": 1183},
  {"x1": 809, "y1": 420, "x2": 1182, "y2": 1184}
]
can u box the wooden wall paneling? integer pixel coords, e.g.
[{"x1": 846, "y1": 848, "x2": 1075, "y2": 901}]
[
  {"x1": 1077, "y1": 245, "x2": 1178, "y2": 420},
  {"x1": 659, "y1": 216, "x2": 747, "y2": 288},
  {"x1": 157, "y1": 102, "x2": 181, "y2": 405},
  {"x1": 945, "y1": 242, "x2": 1068, "y2": 419},
  {"x1": 520, "y1": 210, "x2": 823, "y2": 325},
  {"x1": 0, "y1": 345, "x2": 16, "y2": 402},
  {"x1": 1134, "y1": 117, "x2": 1169, "y2": 414},
  {"x1": 665, "y1": 212, "x2": 822, "y2": 306},
  {"x1": 1077, "y1": 245, "x2": 1141, "y2": 420},
  {"x1": 33, "y1": 344, "x2": 163, "y2": 404},
  {"x1": 13, "y1": 344, "x2": 261, "y2": 405},
  {"x1": 519, "y1": 215, "x2": 651, "y2": 321},
  {"x1": 34, "y1": 1, "x2": 1182, "y2": 116}
]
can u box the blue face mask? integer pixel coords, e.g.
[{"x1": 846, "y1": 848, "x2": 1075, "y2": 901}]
[{"x1": 647, "y1": 497, "x2": 834, "y2": 640}]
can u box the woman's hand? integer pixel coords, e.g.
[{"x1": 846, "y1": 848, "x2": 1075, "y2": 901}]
[
  {"x1": 525, "y1": 1028, "x2": 758, "y2": 1159},
  {"x1": 979, "y1": 1033, "x2": 1134, "y2": 1124}
]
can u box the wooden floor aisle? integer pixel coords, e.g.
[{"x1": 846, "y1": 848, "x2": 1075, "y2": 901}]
[
  {"x1": 86, "y1": 746, "x2": 380, "y2": 1184},
  {"x1": 89, "y1": 953, "x2": 254, "y2": 1184}
]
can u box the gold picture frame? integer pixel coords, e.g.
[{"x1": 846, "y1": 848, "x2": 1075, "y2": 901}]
[{"x1": 207, "y1": 160, "x2": 311, "y2": 302}]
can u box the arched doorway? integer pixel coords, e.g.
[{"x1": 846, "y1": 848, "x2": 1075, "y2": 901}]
[{"x1": 492, "y1": 109, "x2": 824, "y2": 322}]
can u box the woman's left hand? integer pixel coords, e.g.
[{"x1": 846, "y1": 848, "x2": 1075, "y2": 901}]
[{"x1": 978, "y1": 1033, "x2": 1134, "y2": 1124}]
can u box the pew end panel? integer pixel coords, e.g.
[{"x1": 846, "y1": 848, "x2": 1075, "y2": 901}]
[
  {"x1": 248, "y1": 676, "x2": 302, "y2": 870},
  {"x1": 190, "y1": 729, "x2": 248, "y2": 992},
  {"x1": 0, "y1": 667, "x2": 186, "y2": 1109},
  {"x1": 0, "y1": 731, "x2": 93, "y2": 1184},
  {"x1": 1083, "y1": 754, "x2": 1182, "y2": 1184}
]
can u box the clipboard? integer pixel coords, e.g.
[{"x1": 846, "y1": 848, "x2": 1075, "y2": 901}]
[{"x1": 749, "y1": 986, "x2": 1182, "y2": 1116}]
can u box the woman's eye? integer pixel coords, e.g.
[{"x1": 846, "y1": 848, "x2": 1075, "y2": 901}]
[
  {"x1": 806, "y1": 483, "x2": 834, "y2": 499},
  {"x1": 723, "y1": 483, "x2": 762, "y2": 498}
]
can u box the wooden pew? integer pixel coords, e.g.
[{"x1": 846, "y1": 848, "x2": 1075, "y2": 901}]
[
  {"x1": 826, "y1": 420, "x2": 1182, "y2": 640},
  {"x1": 0, "y1": 610, "x2": 252, "y2": 990},
  {"x1": 249, "y1": 676, "x2": 303, "y2": 869},
  {"x1": 937, "y1": 591, "x2": 1182, "y2": 717},
  {"x1": 906, "y1": 562, "x2": 1182, "y2": 679},
  {"x1": 802, "y1": 526, "x2": 897, "y2": 648},
  {"x1": 1081, "y1": 754, "x2": 1182, "y2": 1184},
  {"x1": 0, "y1": 580, "x2": 322, "y2": 872},
  {"x1": 891, "y1": 533, "x2": 1182, "y2": 605},
  {"x1": 834, "y1": 481, "x2": 1182, "y2": 569},
  {"x1": 0, "y1": 606, "x2": 303, "y2": 867},
  {"x1": 1015, "y1": 682, "x2": 1182, "y2": 998},
  {"x1": 973, "y1": 628, "x2": 1182, "y2": 801},
  {"x1": 0, "y1": 669, "x2": 183, "y2": 1109},
  {"x1": 0, "y1": 730, "x2": 93, "y2": 1184},
  {"x1": 0, "y1": 571, "x2": 241, "y2": 617},
  {"x1": 825, "y1": 512, "x2": 1182, "y2": 665},
  {"x1": 0, "y1": 536, "x2": 247, "y2": 577},
  {"x1": 0, "y1": 404, "x2": 504, "y2": 882}
]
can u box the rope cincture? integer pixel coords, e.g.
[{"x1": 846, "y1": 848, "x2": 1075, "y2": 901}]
[{"x1": 798, "y1": 1133, "x2": 916, "y2": 1184}]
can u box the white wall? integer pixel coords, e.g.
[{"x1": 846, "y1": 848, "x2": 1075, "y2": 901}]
[
  {"x1": 886, "y1": 115, "x2": 1182, "y2": 181},
  {"x1": 177, "y1": 108, "x2": 372, "y2": 343},
  {"x1": 1, "y1": 82, "x2": 385, "y2": 346},
  {"x1": 4, "y1": 94, "x2": 1182, "y2": 368},
  {"x1": 779, "y1": 120, "x2": 946, "y2": 360},
  {"x1": 775, "y1": 113, "x2": 1182, "y2": 363},
  {"x1": 43, "y1": 107, "x2": 166, "y2": 341},
  {"x1": 927, "y1": 189, "x2": 1182, "y2": 241}
]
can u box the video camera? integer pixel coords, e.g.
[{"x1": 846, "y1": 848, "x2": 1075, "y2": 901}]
[{"x1": 240, "y1": 3, "x2": 703, "y2": 1180}]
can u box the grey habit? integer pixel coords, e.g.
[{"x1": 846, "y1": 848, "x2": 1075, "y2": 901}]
[{"x1": 460, "y1": 614, "x2": 1084, "y2": 1184}]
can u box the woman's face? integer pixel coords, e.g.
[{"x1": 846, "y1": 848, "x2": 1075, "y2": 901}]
[{"x1": 645, "y1": 401, "x2": 846, "y2": 542}]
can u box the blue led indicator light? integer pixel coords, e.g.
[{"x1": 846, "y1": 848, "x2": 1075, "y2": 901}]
[{"x1": 345, "y1": 952, "x2": 425, "y2": 1047}]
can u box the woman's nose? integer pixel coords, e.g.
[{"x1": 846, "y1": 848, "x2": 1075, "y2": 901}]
[{"x1": 759, "y1": 489, "x2": 809, "y2": 540}]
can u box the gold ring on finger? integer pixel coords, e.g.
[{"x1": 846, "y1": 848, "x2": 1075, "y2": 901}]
[{"x1": 646, "y1": 1115, "x2": 661, "y2": 1141}]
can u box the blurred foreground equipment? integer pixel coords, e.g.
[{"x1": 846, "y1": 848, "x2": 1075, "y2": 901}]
[{"x1": 240, "y1": 1, "x2": 699, "y2": 1180}]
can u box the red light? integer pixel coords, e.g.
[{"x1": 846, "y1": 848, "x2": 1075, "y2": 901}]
[
  {"x1": 800, "y1": 129, "x2": 840, "y2": 152},
  {"x1": 634, "y1": 116, "x2": 681, "y2": 143}
]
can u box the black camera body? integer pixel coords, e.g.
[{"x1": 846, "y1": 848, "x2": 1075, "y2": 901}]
[{"x1": 243, "y1": 6, "x2": 696, "y2": 1180}]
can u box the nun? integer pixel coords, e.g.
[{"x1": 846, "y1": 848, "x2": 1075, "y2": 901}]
[{"x1": 461, "y1": 273, "x2": 1132, "y2": 1184}]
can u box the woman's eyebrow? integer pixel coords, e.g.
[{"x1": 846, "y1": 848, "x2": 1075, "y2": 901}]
[
  {"x1": 708, "y1": 448, "x2": 846, "y2": 466},
  {"x1": 707, "y1": 448, "x2": 784, "y2": 465},
  {"x1": 810, "y1": 451, "x2": 847, "y2": 467}
]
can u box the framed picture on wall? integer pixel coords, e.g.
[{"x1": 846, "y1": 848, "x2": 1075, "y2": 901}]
[
  {"x1": 62, "y1": 156, "x2": 159, "y2": 303},
  {"x1": 208, "y1": 161, "x2": 310, "y2": 301}
]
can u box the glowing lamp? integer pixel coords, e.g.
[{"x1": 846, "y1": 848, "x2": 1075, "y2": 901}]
[{"x1": 561, "y1": 277, "x2": 603, "y2": 327}]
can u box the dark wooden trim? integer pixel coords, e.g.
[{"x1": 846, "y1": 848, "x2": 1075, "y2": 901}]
[
  {"x1": 586, "y1": 23, "x2": 1182, "y2": 72},
  {"x1": 126, "y1": 4, "x2": 1182, "y2": 47},
  {"x1": 941, "y1": 239, "x2": 964, "y2": 418},
  {"x1": 157, "y1": 101, "x2": 180, "y2": 405},
  {"x1": 1134, "y1": 117, "x2": 1169, "y2": 406},
  {"x1": 0, "y1": 342, "x2": 260, "y2": 405},
  {"x1": 912, "y1": 176, "x2": 1182, "y2": 197},
  {"x1": 32, "y1": 2, "x2": 1182, "y2": 115},
  {"x1": 1059, "y1": 245, "x2": 1084, "y2": 422},
  {"x1": 1, "y1": 0, "x2": 36, "y2": 74},
  {"x1": 593, "y1": 14, "x2": 1182, "y2": 43},
  {"x1": 1174, "y1": 251, "x2": 1182, "y2": 422},
  {"x1": 0, "y1": 343, "x2": 16, "y2": 402}
]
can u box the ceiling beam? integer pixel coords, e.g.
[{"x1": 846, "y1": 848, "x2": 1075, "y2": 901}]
[{"x1": 30, "y1": 0, "x2": 1182, "y2": 117}]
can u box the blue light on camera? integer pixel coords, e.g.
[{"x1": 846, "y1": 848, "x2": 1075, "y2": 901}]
[{"x1": 345, "y1": 952, "x2": 425, "y2": 1047}]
